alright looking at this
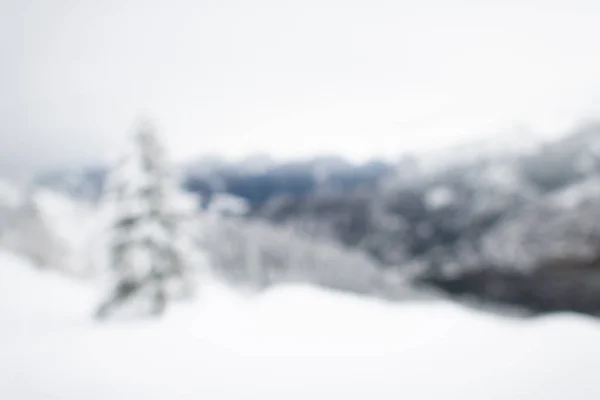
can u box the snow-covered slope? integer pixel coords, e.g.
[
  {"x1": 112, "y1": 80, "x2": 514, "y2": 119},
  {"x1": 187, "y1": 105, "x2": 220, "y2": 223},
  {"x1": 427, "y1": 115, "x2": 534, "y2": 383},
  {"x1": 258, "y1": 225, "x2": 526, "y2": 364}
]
[
  {"x1": 0, "y1": 187, "x2": 97, "y2": 274},
  {"x1": 1, "y1": 250, "x2": 600, "y2": 400},
  {"x1": 0, "y1": 251, "x2": 95, "y2": 327},
  {"x1": 197, "y1": 213, "x2": 394, "y2": 297},
  {"x1": 0, "y1": 179, "x2": 390, "y2": 297}
]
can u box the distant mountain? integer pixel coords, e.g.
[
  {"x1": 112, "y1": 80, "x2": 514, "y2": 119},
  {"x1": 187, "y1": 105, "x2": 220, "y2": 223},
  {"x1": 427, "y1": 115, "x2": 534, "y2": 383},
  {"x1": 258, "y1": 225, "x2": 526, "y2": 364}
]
[
  {"x1": 26, "y1": 121, "x2": 600, "y2": 316},
  {"x1": 182, "y1": 156, "x2": 393, "y2": 209},
  {"x1": 34, "y1": 157, "x2": 393, "y2": 211},
  {"x1": 253, "y1": 121, "x2": 600, "y2": 315}
]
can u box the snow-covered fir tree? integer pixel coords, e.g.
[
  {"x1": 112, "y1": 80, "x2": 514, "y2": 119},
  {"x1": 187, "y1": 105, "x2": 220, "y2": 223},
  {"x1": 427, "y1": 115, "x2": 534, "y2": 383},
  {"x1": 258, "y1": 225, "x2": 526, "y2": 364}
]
[{"x1": 96, "y1": 121, "x2": 198, "y2": 319}]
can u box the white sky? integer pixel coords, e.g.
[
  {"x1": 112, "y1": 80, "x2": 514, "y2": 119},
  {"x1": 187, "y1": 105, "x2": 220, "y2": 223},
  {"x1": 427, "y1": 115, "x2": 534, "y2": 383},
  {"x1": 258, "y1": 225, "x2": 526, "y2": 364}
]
[{"x1": 1, "y1": 0, "x2": 600, "y2": 171}]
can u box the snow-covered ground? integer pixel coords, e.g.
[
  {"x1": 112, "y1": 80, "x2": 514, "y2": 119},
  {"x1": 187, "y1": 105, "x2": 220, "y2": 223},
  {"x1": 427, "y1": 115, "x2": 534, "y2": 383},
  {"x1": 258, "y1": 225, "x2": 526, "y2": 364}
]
[{"x1": 1, "y1": 250, "x2": 600, "y2": 400}]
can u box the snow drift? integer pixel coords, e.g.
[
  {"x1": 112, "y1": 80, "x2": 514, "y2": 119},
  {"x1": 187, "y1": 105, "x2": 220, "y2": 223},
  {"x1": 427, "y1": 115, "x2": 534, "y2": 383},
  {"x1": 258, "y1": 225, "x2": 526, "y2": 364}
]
[{"x1": 1, "y1": 250, "x2": 600, "y2": 400}]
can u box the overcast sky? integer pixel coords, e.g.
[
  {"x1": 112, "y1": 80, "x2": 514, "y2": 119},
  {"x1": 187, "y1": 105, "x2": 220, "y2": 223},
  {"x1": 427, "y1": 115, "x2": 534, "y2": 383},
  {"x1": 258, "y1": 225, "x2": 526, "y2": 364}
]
[{"x1": 1, "y1": 0, "x2": 600, "y2": 172}]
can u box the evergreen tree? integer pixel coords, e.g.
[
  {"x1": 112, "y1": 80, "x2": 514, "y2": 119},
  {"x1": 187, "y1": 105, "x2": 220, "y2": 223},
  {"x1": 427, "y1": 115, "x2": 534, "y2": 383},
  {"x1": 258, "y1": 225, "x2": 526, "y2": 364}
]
[{"x1": 96, "y1": 121, "x2": 196, "y2": 319}]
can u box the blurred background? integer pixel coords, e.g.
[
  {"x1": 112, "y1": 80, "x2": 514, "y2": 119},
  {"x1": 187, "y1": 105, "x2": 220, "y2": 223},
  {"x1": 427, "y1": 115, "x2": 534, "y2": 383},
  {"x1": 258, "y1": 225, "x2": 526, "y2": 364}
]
[{"x1": 2, "y1": 0, "x2": 600, "y2": 399}]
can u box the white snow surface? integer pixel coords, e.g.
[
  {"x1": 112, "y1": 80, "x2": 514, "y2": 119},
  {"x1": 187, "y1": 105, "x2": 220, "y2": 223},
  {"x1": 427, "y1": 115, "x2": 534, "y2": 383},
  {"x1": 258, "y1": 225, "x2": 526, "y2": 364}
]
[{"x1": 2, "y1": 250, "x2": 600, "y2": 400}]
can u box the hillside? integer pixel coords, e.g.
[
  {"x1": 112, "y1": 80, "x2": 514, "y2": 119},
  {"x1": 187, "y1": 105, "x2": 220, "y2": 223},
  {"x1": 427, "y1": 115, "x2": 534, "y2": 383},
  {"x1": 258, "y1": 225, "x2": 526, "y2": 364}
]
[
  {"x1": 253, "y1": 122, "x2": 600, "y2": 314},
  {"x1": 27, "y1": 121, "x2": 600, "y2": 315},
  {"x1": 2, "y1": 250, "x2": 600, "y2": 400}
]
